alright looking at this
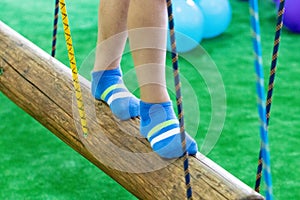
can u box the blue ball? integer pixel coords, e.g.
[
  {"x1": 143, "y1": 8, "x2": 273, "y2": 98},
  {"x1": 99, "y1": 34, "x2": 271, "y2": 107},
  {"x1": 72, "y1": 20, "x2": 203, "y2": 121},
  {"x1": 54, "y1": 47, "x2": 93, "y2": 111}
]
[
  {"x1": 283, "y1": 0, "x2": 300, "y2": 33},
  {"x1": 167, "y1": 0, "x2": 204, "y2": 53},
  {"x1": 196, "y1": 0, "x2": 232, "y2": 39}
]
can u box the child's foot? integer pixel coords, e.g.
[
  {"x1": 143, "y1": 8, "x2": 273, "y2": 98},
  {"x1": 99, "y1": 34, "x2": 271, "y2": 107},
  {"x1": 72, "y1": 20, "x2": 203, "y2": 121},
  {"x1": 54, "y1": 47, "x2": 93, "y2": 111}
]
[
  {"x1": 140, "y1": 101, "x2": 198, "y2": 159},
  {"x1": 91, "y1": 67, "x2": 140, "y2": 120}
]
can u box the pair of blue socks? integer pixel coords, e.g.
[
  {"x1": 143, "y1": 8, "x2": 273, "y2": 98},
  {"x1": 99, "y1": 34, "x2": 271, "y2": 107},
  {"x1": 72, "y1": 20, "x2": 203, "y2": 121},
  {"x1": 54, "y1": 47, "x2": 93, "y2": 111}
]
[{"x1": 91, "y1": 67, "x2": 197, "y2": 159}]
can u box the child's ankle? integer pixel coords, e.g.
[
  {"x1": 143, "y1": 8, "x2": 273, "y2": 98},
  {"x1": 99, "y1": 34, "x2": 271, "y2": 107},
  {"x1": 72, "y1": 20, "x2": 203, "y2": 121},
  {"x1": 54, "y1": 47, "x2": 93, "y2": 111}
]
[
  {"x1": 91, "y1": 67, "x2": 140, "y2": 120},
  {"x1": 140, "y1": 101, "x2": 198, "y2": 158}
]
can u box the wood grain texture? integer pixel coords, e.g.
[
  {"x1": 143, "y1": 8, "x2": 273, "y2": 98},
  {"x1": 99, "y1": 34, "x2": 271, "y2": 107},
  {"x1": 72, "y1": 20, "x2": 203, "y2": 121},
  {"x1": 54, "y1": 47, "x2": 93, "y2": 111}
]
[{"x1": 0, "y1": 21, "x2": 264, "y2": 200}]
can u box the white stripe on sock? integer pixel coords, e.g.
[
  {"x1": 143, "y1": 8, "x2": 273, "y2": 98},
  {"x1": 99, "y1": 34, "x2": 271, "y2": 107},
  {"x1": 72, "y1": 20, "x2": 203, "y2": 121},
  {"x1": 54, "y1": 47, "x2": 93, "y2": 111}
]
[
  {"x1": 106, "y1": 91, "x2": 133, "y2": 105},
  {"x1": 150, "y1": 127, "x2": 180, "y2": 147}
]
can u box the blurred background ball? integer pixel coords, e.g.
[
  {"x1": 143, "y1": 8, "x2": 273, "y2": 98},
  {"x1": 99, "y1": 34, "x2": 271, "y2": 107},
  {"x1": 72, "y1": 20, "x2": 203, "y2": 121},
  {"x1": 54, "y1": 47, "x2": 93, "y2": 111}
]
[
  {"x1": 283, "y1": 0, "x2": 300, "y2": 33},
  {"x1": 196, "y1": 0, "x2": 232, "y2": 39},
  {"x1": 167, "y1": 0, "x2": 204, "y2": 53}
]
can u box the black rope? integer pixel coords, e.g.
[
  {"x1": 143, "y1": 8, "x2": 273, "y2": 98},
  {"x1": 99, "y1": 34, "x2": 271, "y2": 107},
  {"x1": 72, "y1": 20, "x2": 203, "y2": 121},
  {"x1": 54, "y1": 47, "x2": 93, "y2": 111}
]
[
  {"x1": 51, "y1": 0, "x2": 59, "y2": 57},
  {"x1": 166, "y1": 0, "x2": 192, "y2": 199}
]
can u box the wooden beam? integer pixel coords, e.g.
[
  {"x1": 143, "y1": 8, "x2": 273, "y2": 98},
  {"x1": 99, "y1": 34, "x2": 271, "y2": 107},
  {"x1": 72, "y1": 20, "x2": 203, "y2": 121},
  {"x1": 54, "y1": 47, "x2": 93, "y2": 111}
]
[{"x1": 0, "y1": 21, "x2": 264, "y2": 200}]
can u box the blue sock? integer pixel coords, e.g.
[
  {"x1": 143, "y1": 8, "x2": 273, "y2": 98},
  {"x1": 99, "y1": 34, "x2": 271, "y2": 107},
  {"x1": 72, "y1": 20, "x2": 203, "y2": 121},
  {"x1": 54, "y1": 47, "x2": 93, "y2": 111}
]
[
  {"x1": 140, "y1": 101, "x2": 198, "y2": 159},
  {"x1": 91, "y1": 67, "x2": 140, "y2": 120}
]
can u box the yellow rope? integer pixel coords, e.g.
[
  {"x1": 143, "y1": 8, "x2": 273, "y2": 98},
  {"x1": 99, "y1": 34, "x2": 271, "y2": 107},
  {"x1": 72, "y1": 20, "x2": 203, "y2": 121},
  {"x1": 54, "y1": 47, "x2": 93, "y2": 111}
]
[{"x1": 59, "y1": 0, "x2": 88, "y2": 137}]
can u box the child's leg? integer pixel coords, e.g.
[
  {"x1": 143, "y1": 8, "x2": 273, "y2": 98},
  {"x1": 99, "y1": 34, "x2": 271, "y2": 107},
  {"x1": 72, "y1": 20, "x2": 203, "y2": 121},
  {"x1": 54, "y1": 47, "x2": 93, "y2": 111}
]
[
  {"x1": 92, "y1": 0, "x2": 139, "y2": 120},
  {"x1": 94, "y1": 0, "x2": 129, "y2": 71},
  {"x1": 128, "y1": 0, "x2": 198, "y2": 158}
]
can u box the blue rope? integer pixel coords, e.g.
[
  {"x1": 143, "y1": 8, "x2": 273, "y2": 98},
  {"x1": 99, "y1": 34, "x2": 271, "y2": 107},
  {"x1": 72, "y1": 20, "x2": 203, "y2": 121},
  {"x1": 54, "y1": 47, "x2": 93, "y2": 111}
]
[
  {"x1": 249, "y1": 0, "x2": 273, "y2": 199},
  {"x1": 166, "y1": 0, "x2": 192, "y2": 199}
]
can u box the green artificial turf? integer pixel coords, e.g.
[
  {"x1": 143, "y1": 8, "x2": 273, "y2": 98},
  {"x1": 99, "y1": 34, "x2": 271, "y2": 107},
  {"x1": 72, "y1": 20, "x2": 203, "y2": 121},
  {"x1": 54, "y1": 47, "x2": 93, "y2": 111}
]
[{"x1": 1, "y1": 0, "x2": 299, "y2": 199}]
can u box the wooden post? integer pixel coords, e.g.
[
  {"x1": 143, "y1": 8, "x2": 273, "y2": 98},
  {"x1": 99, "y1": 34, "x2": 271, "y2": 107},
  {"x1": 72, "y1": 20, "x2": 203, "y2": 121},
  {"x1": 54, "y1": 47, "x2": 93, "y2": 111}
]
[{"x1": 0, "y1": 21, "x2": 264, "y2": 200}]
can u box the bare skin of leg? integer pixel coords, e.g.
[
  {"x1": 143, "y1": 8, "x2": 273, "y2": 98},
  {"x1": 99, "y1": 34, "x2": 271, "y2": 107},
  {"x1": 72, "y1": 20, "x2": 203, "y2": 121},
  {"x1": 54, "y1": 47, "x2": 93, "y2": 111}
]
[
  {"x1": 128, "y1": 0, "x2": 170, "y2": 103},
  {"x1": 94, "y1": 0, "x2": 170, "y2": 103},
  {"x1": 93, "y1": 0, "x2": 130, "y2": 71}
]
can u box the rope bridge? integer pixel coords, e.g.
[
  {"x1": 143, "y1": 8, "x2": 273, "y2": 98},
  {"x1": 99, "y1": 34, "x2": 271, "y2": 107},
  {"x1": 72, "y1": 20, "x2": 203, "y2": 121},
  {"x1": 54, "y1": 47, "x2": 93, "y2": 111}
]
[
  {"x1": 0, "y1": 21, "x2": 263, "y2": 199},
  {"x1": 49, "y1": 1, "x2": 279, "y2": 199},
  {"x1": 0, "y1": 0, "x2": 282, "y2": 198}
]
